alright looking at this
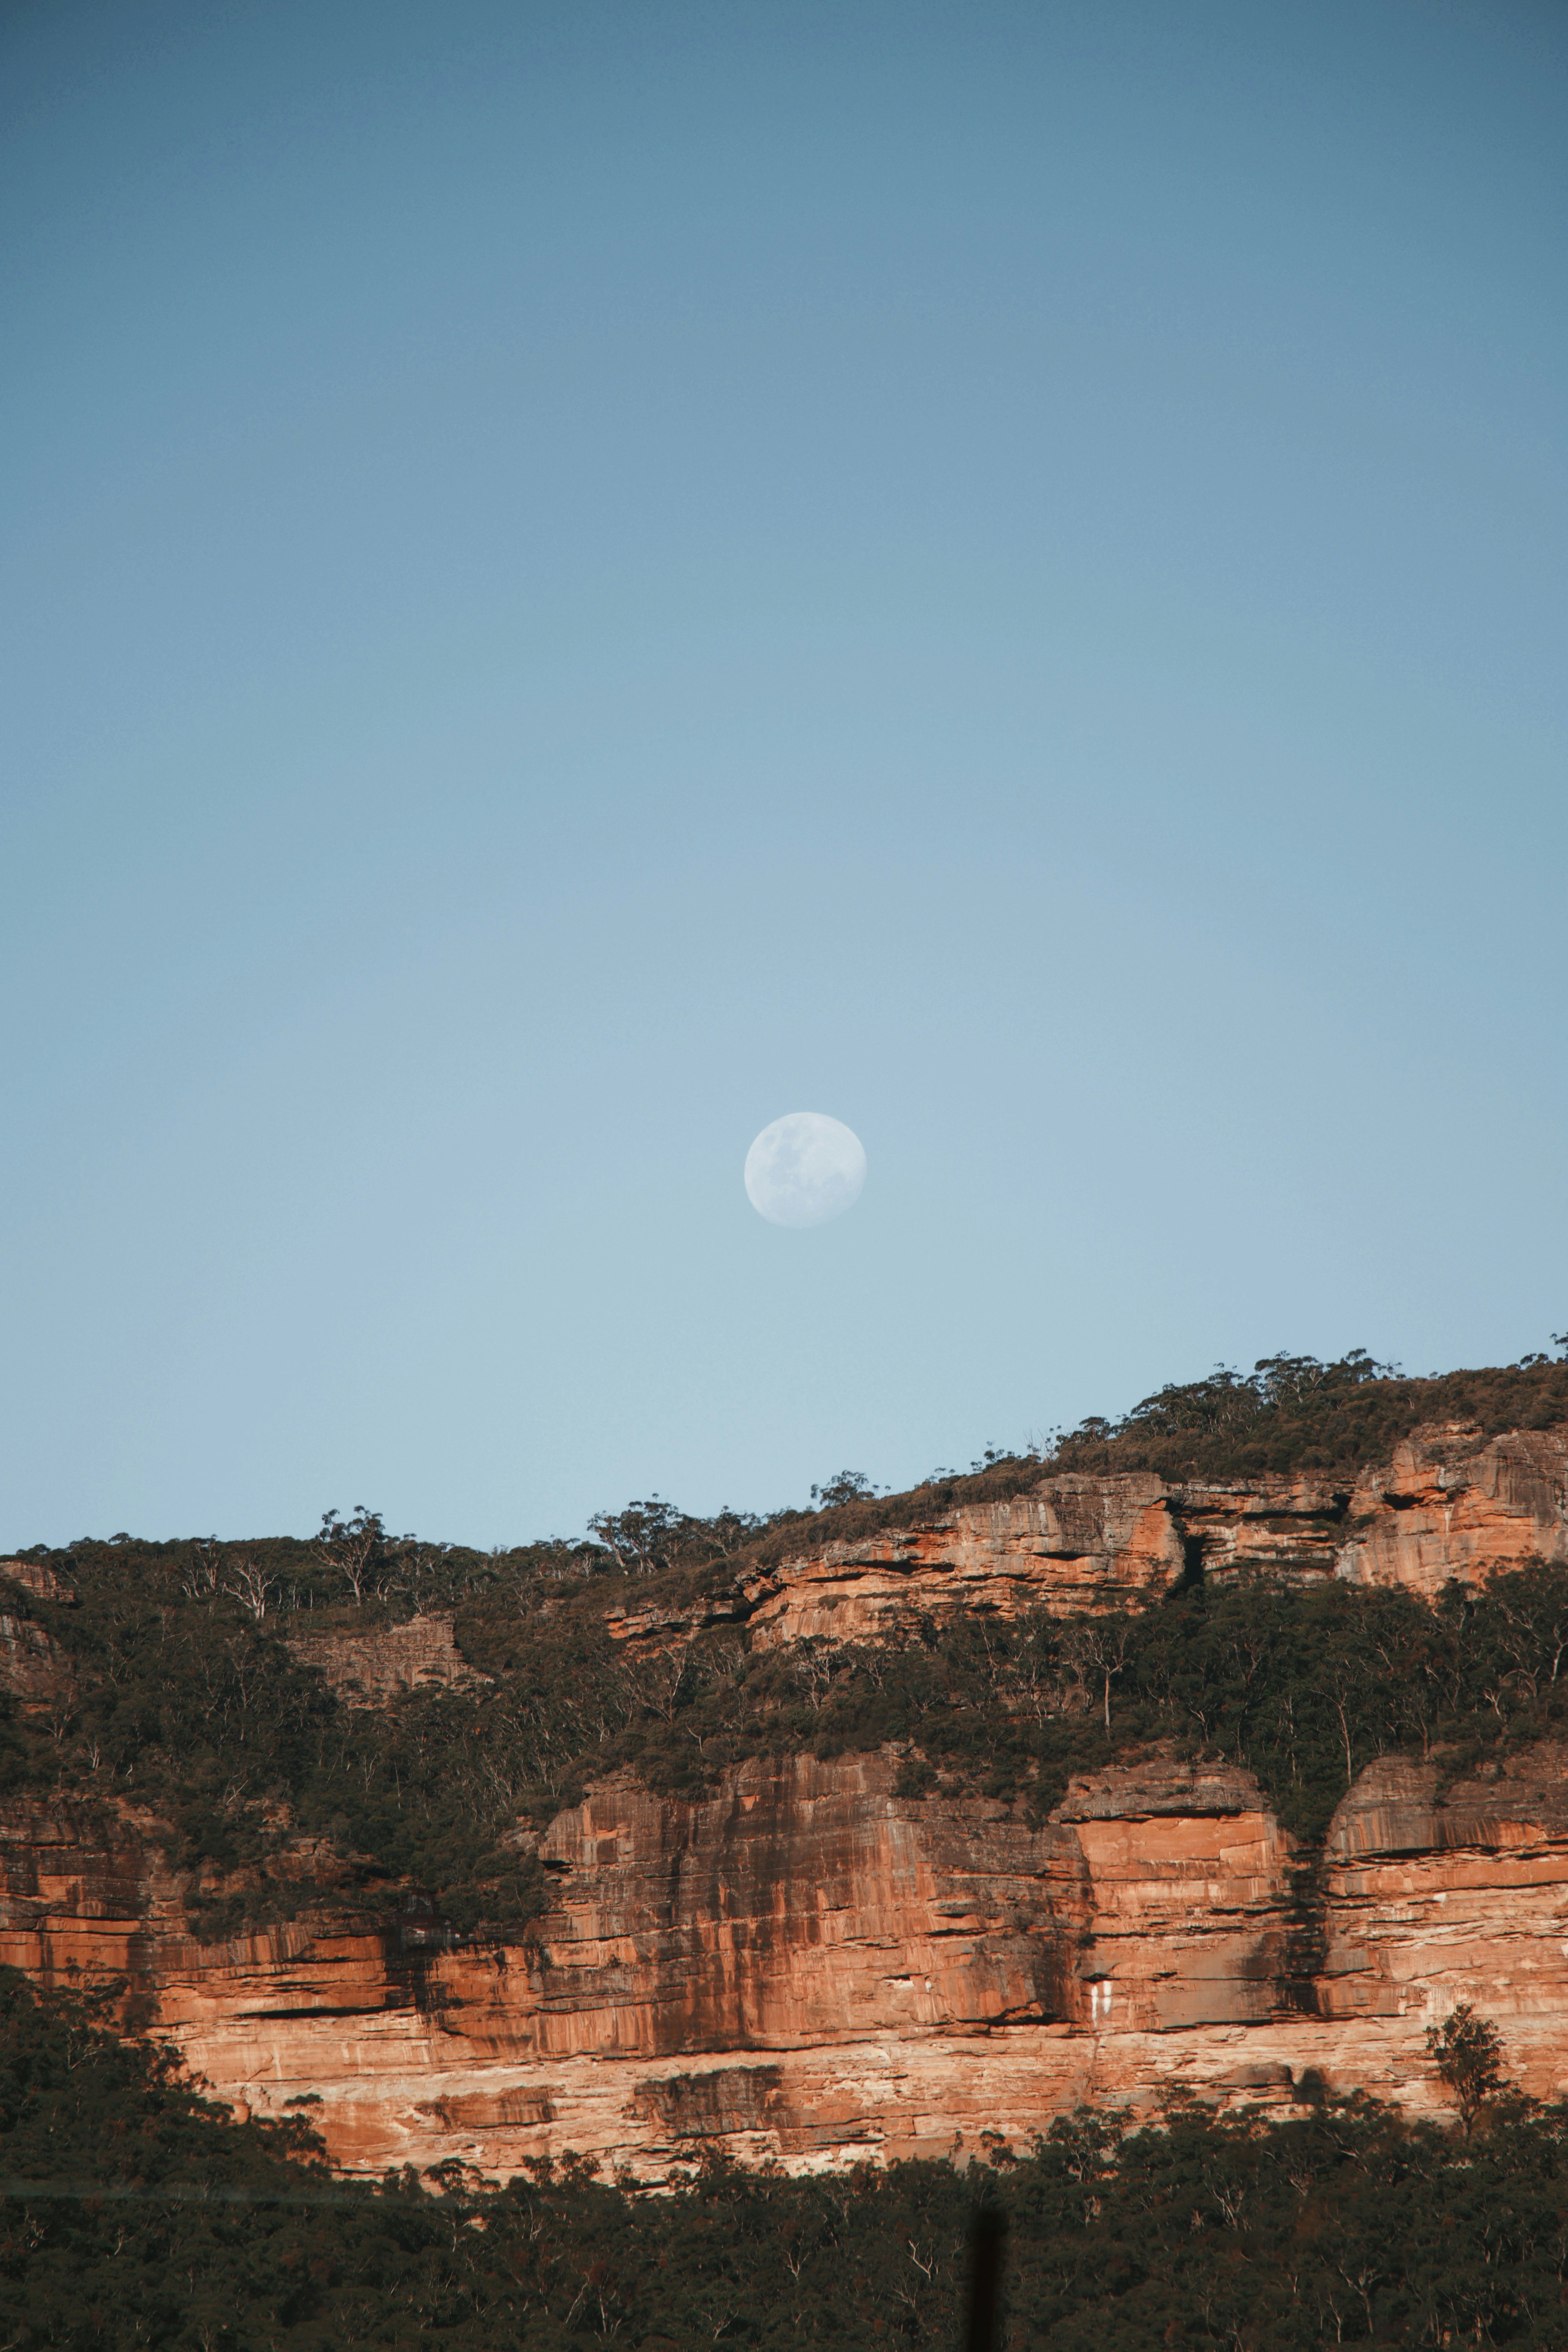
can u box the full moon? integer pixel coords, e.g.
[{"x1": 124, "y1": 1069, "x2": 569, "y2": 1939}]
[{"x1": 744, "y1": 1112, "x2": 867, "y2": 1228}]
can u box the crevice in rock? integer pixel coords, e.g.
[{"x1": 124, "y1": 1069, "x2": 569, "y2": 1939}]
[
  {"x1": 1279, "y1": 1850, "x2": 1328, "y2": 2015},
  {"x1": 235, "y1": 2002, "x2": 398, "y2": 2022}
]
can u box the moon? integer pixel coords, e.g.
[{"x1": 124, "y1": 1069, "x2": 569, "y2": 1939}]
[{"x1": 744, "y1": 1112, "x2": 867, "y2": 1229}]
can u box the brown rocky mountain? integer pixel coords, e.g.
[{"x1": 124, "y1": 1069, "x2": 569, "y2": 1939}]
[
  {"x1": 609, "y1": 1420, "x2": 1568, "y2": 1646},
  {"x1": 3, "y1": 1414, "x2": 1566, "y2": 2182}
]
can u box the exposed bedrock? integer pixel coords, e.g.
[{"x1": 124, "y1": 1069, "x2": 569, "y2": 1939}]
[
  {"x1": 6, "y1": 1740, "x2": 1568, "y2": 2181},
  {"x1": 283, "y1": 1613, "x2": 489, "y2": 1704},
  {"x1": 606, "y1": 1425, "x2": 1568, "y2": 1650}
]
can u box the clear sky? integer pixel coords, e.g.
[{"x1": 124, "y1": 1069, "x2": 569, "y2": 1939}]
[{"x1": 3, "y1": 0, "x2": 1564, "y2": 1550}]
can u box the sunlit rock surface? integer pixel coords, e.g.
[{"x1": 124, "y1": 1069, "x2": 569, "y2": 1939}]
[
  {"x1": 604, "y1": 1425, "x2": 1568, "y2": 1650},
  {"x1": 7, "y1": 1739, "x2": 1568, "y2": 2181},
  {"x1": 4, "y1": 1427, "x2": 1565, "y2": 2179}
]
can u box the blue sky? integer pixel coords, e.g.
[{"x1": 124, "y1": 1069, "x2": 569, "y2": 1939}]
[{"x1": 3, "y1": 0, "x2": 1564, "y2": 1548}]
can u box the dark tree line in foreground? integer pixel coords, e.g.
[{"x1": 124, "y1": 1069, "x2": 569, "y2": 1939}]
[{"x1": 3, "y1": 1971, "x2": 1566, "y2": 2349}]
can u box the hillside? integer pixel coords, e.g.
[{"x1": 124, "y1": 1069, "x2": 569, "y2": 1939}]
[{"x1": 3, "y1": 1348, "x2": 1568, "y2": 2187}]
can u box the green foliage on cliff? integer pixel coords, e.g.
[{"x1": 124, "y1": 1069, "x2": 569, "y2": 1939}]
[
  {"x1": 7, "y1": 1530, "x2": 1568, "y2": 1940},
  {"x1": 1046, "y1": 1346, "x2": 1568, "y2": 1481},
  {"x1": 735, "y1": 1347, "x2": 1568, "y2": 1566},
  {"x1": 5, "y1": 1969, "x2": 1568, "y2": 2348},
  {"x1": 490, "y1": 1560, "x2": 1568, "y2": 1848},
  {"x1": 101, "y1": 1346, "x2": 1552, "y2": 1611},
  {"x1": 5, "y1": 1346, "x2": 1568, "y2": 1939}
]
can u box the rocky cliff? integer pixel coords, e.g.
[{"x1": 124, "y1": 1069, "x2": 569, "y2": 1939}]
[
  {"x1": 7, "y1": 1739, "x2": 1568, "y2": 2182},
  {"x1": 284, "y1": 1613, "x2": 488, "y2": 1703},
  {"x1": 609, "y1": 1423, "x2": 1568, "y2": 1649},
  {"x1": 5, "y1": 1414, "x2": 1568, "y2": 2185},
  {"x1": 0, "y1": 1556, "x2": 77, "y2": 1712}
]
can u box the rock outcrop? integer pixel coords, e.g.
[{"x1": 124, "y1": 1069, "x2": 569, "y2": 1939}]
[
  {"x1": 608, "y1": 1426, "x2": 1568, "y2": 1650},
  {"x1": 1338, "y1": 1428, "x2": 1568, "y2": 1599},
  {"x1": 7, "y1": 1740, "x2": 1568, "y2": 2181},
  {"x1": 0, "y1": 1559, "x2": 78, "y2": 1607},
  {"x1": 0, "y1": 1560, "x2": 76, "y2": 1712},
  {"x1": 6, "y1": 1428, "x2": 1567, "y2": 2181},
  {"x1": 0, "y1": 1612, "x2": 74, "y2": 1711},
  {"x1": 285, "y1": 1613, "x2": 488, "y2": 1704}
]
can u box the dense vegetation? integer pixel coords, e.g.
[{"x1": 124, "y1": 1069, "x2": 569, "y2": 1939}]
[
  {"x1": 0, "y1": 1355, "x2": 1561, "y2": 1938},
  {"x1": 8, "y1": 1530, "x2": 1568, "y2": 1939},
  {"x1": 4, "y1": 1347, "x2": 1568, "y2": 1936},
  {"x1": 5, "y1": 1969, "x2": 1568, "y2": 2348},
  {"x1": 7, "y1": 1351, "x2": 1568, "y2": 2338},
  {"x1": 1048, "y1": 1345, "x2": 1568, "y2": 1481},
  {"x1": 739, "y1": 1345, "x2": 1568, "y2": 1566}
]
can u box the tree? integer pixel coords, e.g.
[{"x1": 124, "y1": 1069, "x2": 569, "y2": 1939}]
[
  {"x1": 811, "y1": 1471, "x2": 879, "y2": 1507},
  {"x1": 221, "y1": 1553, "x2": 277, "y2": 1622},
  {"x1": 1486, "y1": 1559, "x2": 1568, "y2": 1697},
  {"x1": 587, "y1": 1497, "x2": 686, "y2": 1574},
  {"x1": 1062, "y1": 1615, "x2": 1133, "y2": 1732},
  {"x1": 1425, "y1": 2003, "x2": 1507, "y2": 2135},
  {"x1": 316, "y1": 1506, "x2": 403, "y2": 1603}
]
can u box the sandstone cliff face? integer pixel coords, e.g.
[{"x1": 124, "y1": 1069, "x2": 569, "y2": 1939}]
[
  {"x1": 607, "y1": 1426, "x2": 1568, "y2": 1650},
  {"x1": 1338, "y1": 1428, "x2": 1568, "y2": 1599},
  {"x1": 1320, "y1": 1748, "x2": 1568, "y2": 2026},
  {"x1": 284, "y1": 1613, "x2": 485, "y2": 1705},
  {"x1": 7, "y1": 1739, "x2": 1568, "y2": 2182},
  {"x1": 0, "y1": 1559, "x2": 78, "y2": 1607},
  {"x1": 0, "y1": 1562, "x2": 76, "y2": 1713},
  {"x1": 7, "y1": 1431, "x2": 1566, "y2": 2182}
]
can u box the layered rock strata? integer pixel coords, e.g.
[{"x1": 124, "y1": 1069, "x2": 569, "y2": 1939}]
[
  {"x1": 284, "y1": 1613, "x2": 485, "y2": 1705},
  {"x1": 6, "y1": 1742, "x2": 1568, "y2": 2181},
  {"x1": 608, "y1": 1425, "x2": 1568, "y2": 1650},
  {"x1": 6, "y1": 1431, "x2": 1566, "y2": 2180}
]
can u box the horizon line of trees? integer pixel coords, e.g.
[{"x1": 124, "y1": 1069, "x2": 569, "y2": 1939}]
[{"x1": 16, "y1": 1342, "x2": 1568, "y2": 1584}]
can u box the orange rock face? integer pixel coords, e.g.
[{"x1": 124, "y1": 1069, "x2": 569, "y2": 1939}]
[
  {"x1": 609, "y1": 1426, "x2": 1568, "y2": 1651},
  {"x1": 1339, "y1": 1428, "x2": 1568, "y2": 1599},
  {"x1": 739, "y1": 1481, "x2": 1185, "y2": 1645},
  {"x1": 8, "y1": 1739, "x2": 1568, "y2": 2181},
  {"x1": 7, "y1": 1432, "x2": 1566, "y2": 2180},
  {"x1": 0, "y1": 1559, "x2": 78, "y2": 1607}
]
